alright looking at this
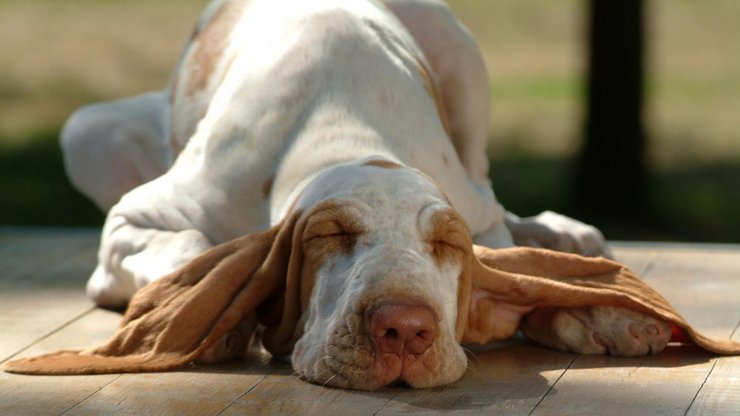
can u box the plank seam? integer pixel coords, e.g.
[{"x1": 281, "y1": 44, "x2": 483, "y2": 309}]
[
  {"x1": 214, "y1": 373, "x2": 270, "y2": 416},
  {"x1": 372, "y1": 388, "x2": 401, "y2": 416},
  {"x1": 730, "y1": 318, "x2": 740, "y2": 340},
  {"x1": 58, "y1": 373, "x2": 124, "y2": 416},
  {"x1": 639, "y1": 250, "x2": 662, "y2": 277},
  {"x1": 0, "y1": 306, "x2": 96, "y2": 365},
  {"x1": 527, "y1": 355, "x2": 577, "y2": 416},
  {"x1": 683, "y1": 358, "x2": 718, "y2": 416}
]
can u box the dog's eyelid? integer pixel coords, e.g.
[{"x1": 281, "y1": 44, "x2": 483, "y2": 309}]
[
  {"x1": 425, "y1": 215, "x2": 470, "y2": 249},
  {"x1": 303, "y1": 218, "x2": 364, "y2": 242},
  {"x1": 303, "y1": 202, "x2": 366, "y2": 239},
  {"x1": 304, "y1": 227, "x2": 362, "y2": 242},
  {"x1": 430, "y1": 237, "x2": 465, "y2": 253}
]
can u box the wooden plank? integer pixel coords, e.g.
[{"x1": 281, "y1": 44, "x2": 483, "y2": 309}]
[
  {"x1": 0, "y1": 309, "x2": 121, "y2": 416},
  {"x1": 67, "y1": 361, "x2": 276, "y2": 416},
  {"x1": 0, "y1": 234, "x2": 99, "y2": 363},
  {"x1": 640, "y1": 249, "x2": 740, "y2": 339},
  {"x1": 0, "y1": 237, "x2": 97, "y2": 292},
  {"x1": 0, "y1": 270, "x2": 98, "y2": 361},
  {"x1": 0, "y1": 231, "x2": 98, "y2": 283},
  {"x1": 1, "y1": 308, "x2": 276, "y2": 416},
  {"x1": 611, "y1": 245, "x2": 660, "y2": 275},
  {"x1": 0, "y1": 292, "x2": 92, "y2": 364},
  {"x1": 686, "y1": 355, "x2": 740, "y2": 415},
  {"x1": 376, "y1": 343, "x2": 575, "y2": 416},
  {"x1": 530, "y1": 349, "x2": 718, "y2": 416},
  {"x1": 686, "y1": 321, "x2": 740, "y2": 415},
  {"x1": 220, "y1": 362, "x2": 398, "y2": 416}
]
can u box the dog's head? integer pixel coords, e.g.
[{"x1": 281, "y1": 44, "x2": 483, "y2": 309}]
[{"x1": 287, "y1": 158, "x2": 470, "y2": 389}]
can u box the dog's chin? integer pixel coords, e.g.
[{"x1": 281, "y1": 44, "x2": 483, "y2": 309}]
[{"x1": 292, "y1": 326, "x2": 468, "y2": 391}]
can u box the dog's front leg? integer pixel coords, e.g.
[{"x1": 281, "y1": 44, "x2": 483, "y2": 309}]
[
  {"x1": 85, "y1": 169, "x2": 223, "y2": 308},
  {"x1": 521, "y1": 306, "x2": 672, "y2": 356},
  {"x1": 505, "y1": 211, "x2": 614, "y2": 258},
  {"x1": 87, "y1": 216, "x2": 214, "y2": 308},
  {"x1": 60, "y1": 91, "x2": 172, "y2": 212}
]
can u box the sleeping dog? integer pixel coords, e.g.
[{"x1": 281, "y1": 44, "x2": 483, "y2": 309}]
[{"x1": 56, "y1": 0, "x2": 673, "y2": 389}]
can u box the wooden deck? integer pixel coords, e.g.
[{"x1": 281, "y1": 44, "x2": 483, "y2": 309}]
[{"x1": 0, "y1": 229, "x2": 738, "y2": 415}]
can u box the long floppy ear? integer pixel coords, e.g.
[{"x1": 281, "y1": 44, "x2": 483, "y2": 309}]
[
  {"x1": 4, "y1": 211, "x2": 306, "y2": 375},
  {"x1": 461, "y1": 245, "x2": 740, "y2": 355}
]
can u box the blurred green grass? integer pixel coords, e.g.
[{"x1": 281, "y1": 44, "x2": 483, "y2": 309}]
[
  {"x1": 1, "y1": 0, "x2": 739, "y2": 242},
  {"x1": 0, "y1": 130, "x2": 103, "y2": 226}
]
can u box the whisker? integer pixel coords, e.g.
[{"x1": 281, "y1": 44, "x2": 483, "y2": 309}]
[
  {"x1": 322, "y1": 372, "x2": 339, "y2": 387},
  {"x1": 460, "y1": 346, "x2": 481, "y2": 375}
]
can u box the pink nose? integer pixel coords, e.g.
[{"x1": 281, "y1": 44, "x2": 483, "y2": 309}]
[{"x1": 368, "y1": 303, "x2": 437, "y2": 356}]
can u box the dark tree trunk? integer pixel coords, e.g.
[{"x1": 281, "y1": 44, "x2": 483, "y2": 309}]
[{"x1": 575, "y1": 0, "x2": 650, "y2": 222}]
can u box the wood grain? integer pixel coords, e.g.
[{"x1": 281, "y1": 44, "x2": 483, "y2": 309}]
[
  {"x1": 377, "y1": 343, "x2": 575, "y2": 415},
  {"x1": 687, "y1": 356, "x2": 740, "y2": 416},
  {"x1": 531, "y1": 349, "x2": 718, "y2": 416},
  {"x1": 641, "y1": 249, "x2": 740, "y2": 339},
  {"x1": 0, "y1": 233, "x2": 98, "y2": 363},
  {"x1": 0, "y1": 309, "x2": 120, "y2": 415},
  {"x1": 611, "y1": 244, "x2": 660, "y2": 275},
  {"x1": 221, "y1": 364, "x2": 398, "y2": 416}
]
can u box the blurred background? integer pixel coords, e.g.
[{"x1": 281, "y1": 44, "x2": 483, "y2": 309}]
[{"x1": 1, "y1": 0, "x2": 738, "y2": 242}]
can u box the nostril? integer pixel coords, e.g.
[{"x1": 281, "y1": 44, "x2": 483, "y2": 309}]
[
  {"x1": 368, "y1": 303, "x2": 437, "y2": 356},
  {"x1": 417, "y1": 330, "x2": 432, "y2": 341}
]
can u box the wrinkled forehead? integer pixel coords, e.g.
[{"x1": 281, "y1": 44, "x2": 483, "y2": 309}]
[{"x1": 296, "y1": 158, "x2": 450, "y2": 215}]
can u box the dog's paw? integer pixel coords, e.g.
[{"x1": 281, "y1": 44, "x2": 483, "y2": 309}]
[
  {"x1": 523, "y1": 306, "x2": 672, "y2": 356},
  {"x1": 197, "y1": 315, "x2": 257, "y2": 364},
  {"x1": 507, "y1": 211, "x2": 613, "y2": 258}
]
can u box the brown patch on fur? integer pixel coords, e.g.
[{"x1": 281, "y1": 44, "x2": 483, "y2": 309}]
[
  {"x1": 363, "y1": 159, "x2": 403, "y2": 170},
  {"x1": 302, "y1": 201, "x2": 365, "y2": 254},
  {"x1": 262, "y1": 175, "x2": 275, "y2": 198},
  {"x1": 186, "y1": 1, "x2": 243, "y2": 97},
  {"x1": 425, "y1": 208, "x2": 471, "y2": 268},
  {"x1": 299, "y1": 201, "x2": 366, "y2": 310},
  {"x1": 416, "y1": 60, "x2": 451, "y2": 136}
]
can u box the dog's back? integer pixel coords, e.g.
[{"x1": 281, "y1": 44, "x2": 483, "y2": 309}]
[{"x1": 165, "y1": 0, "x2": 500, "y2": 235}]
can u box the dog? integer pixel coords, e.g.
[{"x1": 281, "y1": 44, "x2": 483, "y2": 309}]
[{"x1": 57, "y1": 0, "x2": 673, "y2": 389}]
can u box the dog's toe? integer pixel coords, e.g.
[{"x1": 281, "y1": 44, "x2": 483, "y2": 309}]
[{"x1": 551, "y1": 306, "x2": 671, "y2": 356}]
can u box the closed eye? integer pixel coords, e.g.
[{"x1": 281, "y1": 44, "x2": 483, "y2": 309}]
[
  {"x1": 422, "y1": 207, "x2": 471, "y2": 265},
  {"x1": 428, "y1": 238, "x2": 466, "y2": 267},
  {"x1": 302, "y1": 201, "x2": 366, "y2": 248},
  {"x1": 432, "y1": 239, "x2": 463, "y2": 250},
  {"x1": 303, "y1": 221, "x2": 362, "y2": 243},
  {"x1": 430, "y1": 239, "x2": 464, "y2": 255},
  {"x1": 303, "y1": 222, "x2": 363, "y2": 256}
]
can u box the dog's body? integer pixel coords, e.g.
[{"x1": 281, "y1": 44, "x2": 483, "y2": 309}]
[{"x1": 61, "y1": 0, "x2": 670, "y2": 389}]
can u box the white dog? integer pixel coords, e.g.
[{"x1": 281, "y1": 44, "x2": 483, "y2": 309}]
[{"x1": 60, "y1": 0, "x2": 669, "y2": 389}]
